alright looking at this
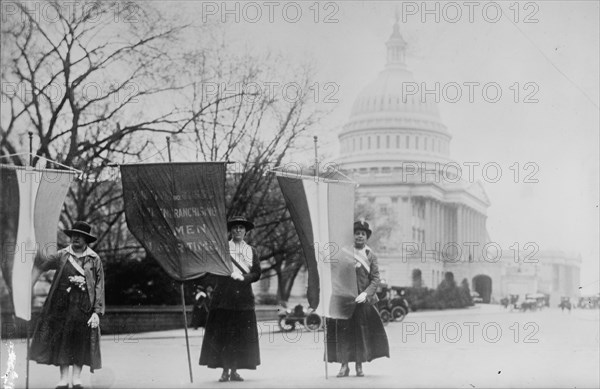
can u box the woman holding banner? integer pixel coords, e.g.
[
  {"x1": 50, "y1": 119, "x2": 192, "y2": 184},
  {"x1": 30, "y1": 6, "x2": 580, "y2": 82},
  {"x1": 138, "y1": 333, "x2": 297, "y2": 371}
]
[
  {"x1": 29, "y1": 221, "x2": 104, "y2": 389},
  {"x1": 326, "y1": 220, "x2": 389, "y2": 377},
  {"x1": 199, "y1": 216, "x2": 261, "y2": 382}
]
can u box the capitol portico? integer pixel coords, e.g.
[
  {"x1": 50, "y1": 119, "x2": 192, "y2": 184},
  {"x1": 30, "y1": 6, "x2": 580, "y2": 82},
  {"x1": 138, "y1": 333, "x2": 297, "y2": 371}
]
[{"x1": 336, "y1": 19, "x2": 581, "y2": 304}]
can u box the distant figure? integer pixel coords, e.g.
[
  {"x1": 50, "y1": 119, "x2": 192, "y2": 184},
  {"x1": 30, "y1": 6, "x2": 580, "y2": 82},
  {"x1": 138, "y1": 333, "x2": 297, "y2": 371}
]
[
  {"x1": 559, "y1": 297, "x2": 572, "y2": 313},
  {"x1": 29, "y1": 221, "x2": 104, "y2": 389},
  {"x1": 500, "y1": 297, "x2": 509, "y2": 309},
  {"x1": 509, "y1": 294, "x2": 520, "y2": 310},
  {"x1": 191, "y1": 285, "x2": 212, "y2": 330},
  {"x1": 199, "y1": 216, "x2": 261, "y2": 382}
]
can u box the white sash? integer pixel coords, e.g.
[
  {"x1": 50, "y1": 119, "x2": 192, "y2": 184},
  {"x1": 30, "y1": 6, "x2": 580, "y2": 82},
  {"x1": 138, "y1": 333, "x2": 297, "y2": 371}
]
[
  {"x1": 65, "y1": 245, "x2": 94, "y2": 276},
  {"x1": 229, "y1": 241, "x2": 252, "y2": 273},
  {"x1": 353, "y1": 246, "x2": 371, "y2": 273},
  {"x1": 67, "y1": 256, "x2": 86, "y2": 276}
]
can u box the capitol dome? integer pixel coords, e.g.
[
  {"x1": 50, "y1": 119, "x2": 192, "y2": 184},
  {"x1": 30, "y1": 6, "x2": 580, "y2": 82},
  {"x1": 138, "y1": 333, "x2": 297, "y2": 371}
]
[{"x1": 338, "y1": 20, "x2": 452, "y2": 169}]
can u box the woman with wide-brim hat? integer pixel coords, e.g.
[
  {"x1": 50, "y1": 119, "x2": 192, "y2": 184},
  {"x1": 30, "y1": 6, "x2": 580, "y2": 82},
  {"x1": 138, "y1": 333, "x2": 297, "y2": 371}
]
[
  {"x1": 199, "y1": 216, "x2": 261, "y2": 382},
  {"x1": 30, "y1": 221, "x2": 105, "y2": 389},
  {"x1": 326, "y1": 220, "x2": 390, "y2": 377}
]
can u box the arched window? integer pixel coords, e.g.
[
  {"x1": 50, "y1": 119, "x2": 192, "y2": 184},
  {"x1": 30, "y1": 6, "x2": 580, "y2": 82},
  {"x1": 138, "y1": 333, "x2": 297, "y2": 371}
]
[
  {"x1": 396, "y1": 135, "x2": 400, "y2": 148},
  {"x1": 377, "y1": 135, "x2": 380, "y2": 149},
  {"x1": 386, "y1": 135, "x2": 390, "y2": 148},
  {"x1": 359, "y1": 137, "x2": 363, "y2": 150},
  {"x1": 368, "y1": 137, "x2": 371, "y2": 149},
  {"x1": 406, "y1": 135, "x2": 410, "y2": 149},
  {"x1": 353, "y1": 138, "x2": 356, "y2": 151},
  {"x1": 416, "y1": 136, "x2": 420, "y2": 150}
]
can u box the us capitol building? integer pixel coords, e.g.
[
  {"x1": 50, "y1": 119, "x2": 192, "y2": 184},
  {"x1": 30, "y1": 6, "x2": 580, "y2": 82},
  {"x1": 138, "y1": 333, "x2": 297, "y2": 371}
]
[{"x1": 333, "y1": 20, "x2": 581, "y2": 306}]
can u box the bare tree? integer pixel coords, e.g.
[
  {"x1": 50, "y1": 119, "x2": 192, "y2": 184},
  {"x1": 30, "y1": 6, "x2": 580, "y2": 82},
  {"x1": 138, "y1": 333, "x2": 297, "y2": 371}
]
[
  {"x1": 1, "y1": 1, "x2": 324, "y2": 304},
  {"x1": 170, "y1": 36, "x2": 324, "y2": 303},
  {"x1": 0, "y1": 0, "x2": 189, "y2": 245}
]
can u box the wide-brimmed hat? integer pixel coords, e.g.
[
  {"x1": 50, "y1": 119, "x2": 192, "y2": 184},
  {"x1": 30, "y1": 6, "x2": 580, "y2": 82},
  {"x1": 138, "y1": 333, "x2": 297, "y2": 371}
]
[
  {"x1": 353, "y1": 220, "x2": 372, "y2": 239},
  {"x1": 227, "y1": 216, "x2": 254, "y2": 232},
  {"x1": 64, "y1": 221, "x2": 97, "y2": 243}
]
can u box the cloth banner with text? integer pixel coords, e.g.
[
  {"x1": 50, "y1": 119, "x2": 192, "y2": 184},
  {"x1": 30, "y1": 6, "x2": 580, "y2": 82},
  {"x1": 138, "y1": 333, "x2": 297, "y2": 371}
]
[
  {"x1": 276, "y1": 168, "x2": 357, "y2": 319},
  {"x1": 120, "y1": 163, "x2": 231, "y2": 281},
  {"x1": 0, "y1": 165, "x2": 76, "y2": 320}
]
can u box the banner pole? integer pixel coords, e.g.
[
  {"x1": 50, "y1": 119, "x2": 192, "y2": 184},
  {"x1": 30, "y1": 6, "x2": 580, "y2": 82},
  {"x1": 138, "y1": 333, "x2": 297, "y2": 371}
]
[
  {"x1": 180, "y1": 283, "x2": 194, "y2": 383},
  {"x1": 28, "y1": 131, "x2": 33, "y2": 166},
  {"x1": 166, "y1": 138, "x2": 193, "y2": 383},
  {"x1": 26, "y1": 320, "x2": 30, "y2": 389},
  {"x1": 166, "y1": 137, "x2": 172, "y2": 162},
  {"x1": 314, "y1": 136, "x2": 329, "y2": 380}
]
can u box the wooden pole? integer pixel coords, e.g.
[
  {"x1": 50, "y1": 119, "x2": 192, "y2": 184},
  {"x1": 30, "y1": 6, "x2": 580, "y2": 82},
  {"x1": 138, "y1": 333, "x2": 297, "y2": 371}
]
[
  {"x1": 28, "y1": 131, "x2": 33, "y2": 166},
  {"x1": 166, "y1": 137, "x2": 172, "y2": 162},
  {"x1": 313, "y1": 136, "x2": 329, "y2": 379},
  {"x1": 180, "y1": 283, "x2": 194, "y2": 383},
  {"x1": 26, "y1": 132, "x2": 33, "y2": 389},
  {"x1": 26, "y1": 323, "x2": 30, "y2": 389},
  {"x1": 166, "y1": 137, "x2": 193, "y2": 383}
]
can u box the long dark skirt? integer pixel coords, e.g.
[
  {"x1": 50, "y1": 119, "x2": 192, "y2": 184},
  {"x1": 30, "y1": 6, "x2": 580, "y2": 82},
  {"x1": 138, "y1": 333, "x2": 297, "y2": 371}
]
[
  {"x1": 29, "y1": 261, "x2": 101, "y2": 371},
  {"x1": 199, "y1": 308, "x2": 260, "y2": 370},
  {"x1": 326, "y1": 303, "x2": 390, "y2": 363},
  {"x1": 191, "y1": 303, "x2": 209, "y2": 329}
]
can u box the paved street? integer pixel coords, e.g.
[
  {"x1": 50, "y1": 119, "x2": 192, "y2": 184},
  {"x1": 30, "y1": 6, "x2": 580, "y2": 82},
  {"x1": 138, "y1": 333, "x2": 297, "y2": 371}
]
[{"x1": 2, "y1": 305, "x2": 598, "y2": 388}]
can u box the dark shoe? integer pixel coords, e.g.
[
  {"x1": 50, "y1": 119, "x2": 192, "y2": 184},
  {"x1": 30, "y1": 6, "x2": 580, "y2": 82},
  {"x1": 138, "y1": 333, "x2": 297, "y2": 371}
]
[
  {"x1": 218, "y1": 372, "x2": 229, "y2": 382},
  {"x1": 356, "y1": 363, "x2": 364, "y2": 377},
  {"x1": 73, "y1": 385, "x2": 84, "y2": 389},
  {"x1": 230, "y1": 371, "x2": 244, "y2": 382},
  {"x1": 336, "y1": 364, "x2": 350, "y2": 377},
  {"x1": 55, "y1": 386, "x2": 69, "y2": 389}
]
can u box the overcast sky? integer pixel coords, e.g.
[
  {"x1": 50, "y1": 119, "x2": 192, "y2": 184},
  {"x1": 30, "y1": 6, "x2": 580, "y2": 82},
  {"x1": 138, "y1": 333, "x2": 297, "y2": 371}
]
[{"x1": 172, "y1": 0, "x2": 599, "y2": 293}]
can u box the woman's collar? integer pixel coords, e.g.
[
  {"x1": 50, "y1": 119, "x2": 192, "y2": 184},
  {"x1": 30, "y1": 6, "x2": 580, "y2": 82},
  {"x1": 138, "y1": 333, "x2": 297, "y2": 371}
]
[{"x1": 66, "y1": 245, "x2": 97, "y2": 258}]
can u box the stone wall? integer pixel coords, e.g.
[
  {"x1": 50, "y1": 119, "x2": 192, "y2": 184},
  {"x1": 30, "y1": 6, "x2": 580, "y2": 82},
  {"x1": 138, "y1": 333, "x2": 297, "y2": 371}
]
[{"x1": 1, "y1": 305, "x2": 279, "y2": 338}]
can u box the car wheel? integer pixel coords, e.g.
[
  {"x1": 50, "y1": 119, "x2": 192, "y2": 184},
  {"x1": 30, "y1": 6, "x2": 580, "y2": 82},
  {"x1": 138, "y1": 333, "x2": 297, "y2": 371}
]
[
  {"x1": 304, "y1": 312, "x2": 322, "y2": 331},
  {"x1": 391, "y1": 306, "x2": 407, "y2": 322},
  {"x1": 278, "y1": 317, "x2": 296, "y2": 332},
  {"x1": 379, "y1": 309, "x2": 391, "y2": 325}
]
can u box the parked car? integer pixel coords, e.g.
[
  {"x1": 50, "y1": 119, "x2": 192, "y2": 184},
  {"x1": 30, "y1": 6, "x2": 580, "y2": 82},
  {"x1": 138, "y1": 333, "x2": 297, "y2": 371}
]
[
  {"x1": 578, "y1": 294, "x2": 600, "y2": 309},
  {"x1": 389, "y1": 287, "x2": 410, "y2": 322},
  {"x1": 376, "y1": 284, "x2": 411, "y2": 324},
  {"x1": 526, "y1": 293, "x2": 548, "y2": 310},
  {"x1": 520, "y1": 298, "x2": 538, "y2": 311},
  {"x1": 277, "y1": 304, "x2": 322, "y2": 332}
]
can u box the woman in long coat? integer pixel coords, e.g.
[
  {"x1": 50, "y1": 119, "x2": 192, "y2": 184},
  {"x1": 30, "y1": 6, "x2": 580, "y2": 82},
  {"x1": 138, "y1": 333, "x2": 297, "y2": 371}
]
[
  {"x1": 326, "y1": 220, "x2": 390, "y2": 377},
  {"x1": 199, "y1": 216, "x2": 261, "y2": 382},
  {"x1": 30, "y1": 221, "x2": 105, "y2": 389}
]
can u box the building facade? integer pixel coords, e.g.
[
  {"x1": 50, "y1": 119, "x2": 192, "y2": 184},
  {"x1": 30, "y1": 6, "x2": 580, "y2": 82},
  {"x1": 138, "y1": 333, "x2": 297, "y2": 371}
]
[{"x1": 335, "y1": 20, "x2": 581, "y2": 304}]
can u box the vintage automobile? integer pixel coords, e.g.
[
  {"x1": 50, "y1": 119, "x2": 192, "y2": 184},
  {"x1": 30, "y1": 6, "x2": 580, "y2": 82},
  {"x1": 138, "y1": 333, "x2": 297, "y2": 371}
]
[
  {"x1": 578, "y1": 294, "x2": 600, "y2": 309},
  {"x1": 520, "y1": 297, "x2": 538, "y2": 311},
  {"x1": 526, "y1": 293, "x2": 548, "y2": 310},
  {"x1": 376, "y1": 284, "x2": 410, "y2": 324},
  {"x1": 277, "y1": 304, "x2": 322, "y2": 332},
  {"x1": 389, "y1": 287, "x2": 410, "y2": 322}
]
